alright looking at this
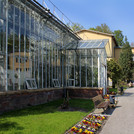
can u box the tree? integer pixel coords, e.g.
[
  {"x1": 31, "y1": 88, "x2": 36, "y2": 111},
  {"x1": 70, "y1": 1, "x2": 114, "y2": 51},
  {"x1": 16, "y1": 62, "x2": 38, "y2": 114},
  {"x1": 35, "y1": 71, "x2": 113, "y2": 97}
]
[
  {"x1": 68, "y1": 23, "x2": 84, "y2": 32},
  {"x1": 89, "y1": 23, "x2": 112, "y2": 34},
  {"x1": 113, "y1": 30, "x2": 124, "y2": 46},
  {"x1": 118, "y1": 37, "x2": 133, "y2": 81},
  {"x1": 107, "y1": 59, "x2": 122, "y2": 88}
]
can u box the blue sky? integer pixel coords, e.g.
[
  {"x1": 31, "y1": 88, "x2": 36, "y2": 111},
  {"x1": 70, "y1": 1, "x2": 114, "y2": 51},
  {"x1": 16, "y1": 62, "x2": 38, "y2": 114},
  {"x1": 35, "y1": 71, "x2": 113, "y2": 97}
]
[{"x1": 38, "y1": 0, "x2": 134, "y2": 43}]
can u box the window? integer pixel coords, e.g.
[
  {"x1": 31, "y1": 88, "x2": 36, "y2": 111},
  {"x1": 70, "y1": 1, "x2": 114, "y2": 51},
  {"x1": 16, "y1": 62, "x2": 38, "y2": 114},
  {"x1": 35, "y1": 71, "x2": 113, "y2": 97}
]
[
  {"x1": 25, "y1": 57, "x2": 28, "y2": 62},
  {"x1": 26, "y1": 78, "x2": 37, "y2": 89},
  {"x1": 52, "y1": 79, "x2": 60, "y2": 87},
  {"x1": 16, "y1": 57, "x2": 18, "y2": 63}
]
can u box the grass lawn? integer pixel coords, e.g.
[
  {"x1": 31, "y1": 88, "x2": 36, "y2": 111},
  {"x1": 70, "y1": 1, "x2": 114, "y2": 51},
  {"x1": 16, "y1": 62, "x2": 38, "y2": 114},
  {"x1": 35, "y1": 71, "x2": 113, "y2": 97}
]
[{"x1": 0, "y1": 98, "x2": 94, "y2": 134}]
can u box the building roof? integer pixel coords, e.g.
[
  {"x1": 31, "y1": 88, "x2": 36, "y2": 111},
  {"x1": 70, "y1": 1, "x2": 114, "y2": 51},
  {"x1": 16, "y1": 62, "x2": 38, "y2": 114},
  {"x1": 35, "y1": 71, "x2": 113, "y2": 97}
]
[
  {"x1": 114, "y1": 46, "x2": 123, "y2": 49},
  {"x1": 76, "y1": 29, "x2": 118, "y2": 46},
  {"x1": 77, "y1": 39, "x2": 109, "y2": 49},
  {"x1": 61, "y1": 39, "x2": 109, "y2": 50}
]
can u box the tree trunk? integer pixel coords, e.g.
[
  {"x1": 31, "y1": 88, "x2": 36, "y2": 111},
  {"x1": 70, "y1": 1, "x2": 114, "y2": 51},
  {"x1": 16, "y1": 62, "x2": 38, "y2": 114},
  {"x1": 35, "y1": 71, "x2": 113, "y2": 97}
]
[{"x1": 112, "y1": 81, "x2": 116, "y2": 88}]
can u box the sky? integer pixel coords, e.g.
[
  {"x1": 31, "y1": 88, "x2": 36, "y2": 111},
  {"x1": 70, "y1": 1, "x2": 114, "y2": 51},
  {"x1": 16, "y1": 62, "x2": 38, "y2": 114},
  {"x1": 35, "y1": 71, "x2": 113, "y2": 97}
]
[{"x1": 38, "y1": 0, "x2": 134, "y2": 43}]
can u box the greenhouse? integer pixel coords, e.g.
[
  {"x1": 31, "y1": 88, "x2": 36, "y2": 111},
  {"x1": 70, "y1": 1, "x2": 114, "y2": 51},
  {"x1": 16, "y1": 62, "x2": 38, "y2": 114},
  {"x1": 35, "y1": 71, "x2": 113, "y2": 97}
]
[{"x1": 0, "y1": 0, "x2": 107, "y2": 94}]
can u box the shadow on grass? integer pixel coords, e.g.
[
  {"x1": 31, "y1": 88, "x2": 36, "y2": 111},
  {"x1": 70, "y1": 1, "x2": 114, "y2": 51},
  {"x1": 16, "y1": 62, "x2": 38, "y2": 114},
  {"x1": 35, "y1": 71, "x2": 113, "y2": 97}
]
[
  {"x1": 0, "y1": 99, "x2": 94, "y2": 119},
  {"x1": 0, "y1": 120, "x2": 23, "y2": 132}
]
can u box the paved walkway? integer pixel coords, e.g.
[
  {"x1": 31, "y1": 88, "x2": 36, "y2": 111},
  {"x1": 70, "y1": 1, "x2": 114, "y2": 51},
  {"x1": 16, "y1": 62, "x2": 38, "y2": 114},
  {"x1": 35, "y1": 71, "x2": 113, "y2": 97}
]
[{"x1": 100, "y1": 88, "x2": 134, "y2": 134}]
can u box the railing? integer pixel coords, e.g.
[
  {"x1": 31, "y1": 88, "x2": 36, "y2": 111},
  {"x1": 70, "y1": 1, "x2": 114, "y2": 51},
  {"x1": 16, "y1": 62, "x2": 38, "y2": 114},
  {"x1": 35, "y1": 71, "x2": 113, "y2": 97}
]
[
  {"x1": 41, "y1": 0, "x2": 73, "y2": 28},
  {"x1": 35, "y1": 0, "x2": 88, "y2": 39}
]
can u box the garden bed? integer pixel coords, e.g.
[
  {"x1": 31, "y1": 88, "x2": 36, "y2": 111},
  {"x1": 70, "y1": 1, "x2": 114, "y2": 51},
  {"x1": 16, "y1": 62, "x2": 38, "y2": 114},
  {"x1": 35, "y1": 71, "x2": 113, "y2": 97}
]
[{"x1": 66, "y1": 114, "x2": 108, "y2": 134}]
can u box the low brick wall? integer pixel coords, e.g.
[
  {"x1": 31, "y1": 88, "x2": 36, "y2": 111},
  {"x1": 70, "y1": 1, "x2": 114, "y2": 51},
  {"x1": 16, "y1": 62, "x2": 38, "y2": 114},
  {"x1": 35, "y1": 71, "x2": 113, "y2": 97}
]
[
  {"x1": 0, "y1": 88, "x2": 63, "y2": 114},
  {"x1": 67, "y1": 87, "x2": 103, "y2": 99},
  {"x1": 0, "y1": 87, "x2": 103, "y2": 114}
]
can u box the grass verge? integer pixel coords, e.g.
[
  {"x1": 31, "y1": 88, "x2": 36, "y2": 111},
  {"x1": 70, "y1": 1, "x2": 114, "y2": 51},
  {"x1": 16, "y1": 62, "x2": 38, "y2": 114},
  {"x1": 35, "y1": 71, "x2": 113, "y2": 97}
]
[{"x1": 0, "y1": 98, "x2": 94, "y2": 134}]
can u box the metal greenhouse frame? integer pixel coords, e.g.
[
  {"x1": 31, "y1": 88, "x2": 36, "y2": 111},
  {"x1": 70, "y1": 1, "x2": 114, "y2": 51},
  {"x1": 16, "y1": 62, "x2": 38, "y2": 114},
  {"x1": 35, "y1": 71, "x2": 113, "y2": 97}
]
[
  {"x1": 61, "y1": 39, "x2": 108, "y2": 94},
  {"x1": 0, "y1": 0, "x2": 108, "y2": 94}
]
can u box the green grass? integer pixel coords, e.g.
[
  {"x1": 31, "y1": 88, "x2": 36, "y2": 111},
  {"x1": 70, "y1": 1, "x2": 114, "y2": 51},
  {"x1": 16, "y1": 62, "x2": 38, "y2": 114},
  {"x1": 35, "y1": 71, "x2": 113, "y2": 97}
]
[
  {"x1": 108, "y1": 88, "x2": 118, "y2": 93},
  {"x1": 0, "y1": 99, "x2": 94, "y2": 134}
]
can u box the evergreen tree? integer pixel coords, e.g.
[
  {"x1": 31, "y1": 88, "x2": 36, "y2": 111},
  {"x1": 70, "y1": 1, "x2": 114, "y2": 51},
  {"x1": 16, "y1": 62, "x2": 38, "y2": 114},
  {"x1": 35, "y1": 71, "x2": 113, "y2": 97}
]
[
  {"x1": 118, "y1": 37, "x2": 133, "y2": 81},
  {"x1": 113, "y1": 30, "x2": 124, "y2": 46}
]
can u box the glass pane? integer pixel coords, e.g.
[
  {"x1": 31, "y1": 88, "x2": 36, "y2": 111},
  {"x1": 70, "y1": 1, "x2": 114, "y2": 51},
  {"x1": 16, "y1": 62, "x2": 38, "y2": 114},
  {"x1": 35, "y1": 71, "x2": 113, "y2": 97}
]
[
  {"x1": 93, "y1": 67, "x2": 98, "y2": 87},
  {"x1": 0, "y1": 0, "x2": 83, "y2": 91},
  {"x1": 81, "y1": 50, "x2": 86, "y2": 87},
  {"x1": 0, "y1": 54, "x2": 5, "y2": 91},
  {"x1": 87, "y1": 66, "x2": 92, "y2": 87}
]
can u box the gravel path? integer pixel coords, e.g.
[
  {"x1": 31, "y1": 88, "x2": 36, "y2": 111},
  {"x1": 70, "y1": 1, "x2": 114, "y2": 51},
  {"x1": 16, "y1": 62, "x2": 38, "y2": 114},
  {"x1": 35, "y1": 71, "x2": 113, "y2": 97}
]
[{"x1": 100, "y1": 88, "x2": 134, "y2": 134}]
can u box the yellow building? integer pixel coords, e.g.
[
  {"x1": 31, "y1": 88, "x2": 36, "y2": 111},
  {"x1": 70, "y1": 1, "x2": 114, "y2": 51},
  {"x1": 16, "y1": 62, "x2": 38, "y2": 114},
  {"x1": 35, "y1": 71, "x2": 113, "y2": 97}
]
[
  {"x1": 9, "y1": 52, "x2": 30, "y2": 72},
  {"x1": 114, "y1": 46, "x2": 122, "y2": 60}
]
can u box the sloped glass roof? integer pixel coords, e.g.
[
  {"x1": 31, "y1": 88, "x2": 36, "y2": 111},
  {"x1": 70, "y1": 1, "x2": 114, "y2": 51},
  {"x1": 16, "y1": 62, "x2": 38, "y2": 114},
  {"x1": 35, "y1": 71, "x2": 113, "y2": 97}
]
[
  {"x1": 61, "y1": 39, "x2": 109, "y2": 50},
  {"x1": 77, "y1": 39, "x2": 109, "y2": 49}
]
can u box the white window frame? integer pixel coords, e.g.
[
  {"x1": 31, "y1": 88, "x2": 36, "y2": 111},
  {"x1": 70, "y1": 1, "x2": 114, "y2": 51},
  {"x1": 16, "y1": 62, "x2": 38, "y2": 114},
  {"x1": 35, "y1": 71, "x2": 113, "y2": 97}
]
[
  {"x1": 26, "y1": 78, "x2": 37, "y2": 89},
  {"x1": 52, "y1": 79, "x2": 60, "y2": 87},
  {"x1": 67, "y1": 79, "x2": 75, "y2": 87}
]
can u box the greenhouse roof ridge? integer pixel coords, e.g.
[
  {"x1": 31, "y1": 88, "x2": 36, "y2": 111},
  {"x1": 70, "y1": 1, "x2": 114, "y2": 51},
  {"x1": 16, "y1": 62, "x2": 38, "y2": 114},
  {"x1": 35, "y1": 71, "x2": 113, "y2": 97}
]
[{"x1": 26, "y1": 0, "x2": 81, "y2": 40}]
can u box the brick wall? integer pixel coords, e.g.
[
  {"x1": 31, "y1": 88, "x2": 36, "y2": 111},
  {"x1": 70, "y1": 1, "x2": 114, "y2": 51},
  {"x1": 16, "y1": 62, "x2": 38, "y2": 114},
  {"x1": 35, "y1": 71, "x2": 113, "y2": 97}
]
[
  {"x1": 0, "y1": 88, "x2": 63, "y2": 114},
  {"x1": 67, "y1": 87, "x2": 103, "y2": 99},
  {"x1": 0, "y1": 87, "x2": 103, "y2": 114}
]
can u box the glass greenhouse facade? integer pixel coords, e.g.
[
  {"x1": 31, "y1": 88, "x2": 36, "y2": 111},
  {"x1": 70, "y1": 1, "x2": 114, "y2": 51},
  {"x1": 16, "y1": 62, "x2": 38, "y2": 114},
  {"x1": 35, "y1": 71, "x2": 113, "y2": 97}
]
[
  {"x1": 0, "y1": 0, "x2": 107, "y2": 93},
  {"x1": 63, "y1": 40, "x2": 107, "y2": 93}
]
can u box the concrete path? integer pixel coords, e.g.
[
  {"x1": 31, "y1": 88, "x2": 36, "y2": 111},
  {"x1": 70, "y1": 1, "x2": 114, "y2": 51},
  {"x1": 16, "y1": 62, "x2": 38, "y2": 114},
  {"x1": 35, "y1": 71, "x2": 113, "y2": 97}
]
[{"x1": 100, "y1": 88, "x2": 134, "y2": 134}]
